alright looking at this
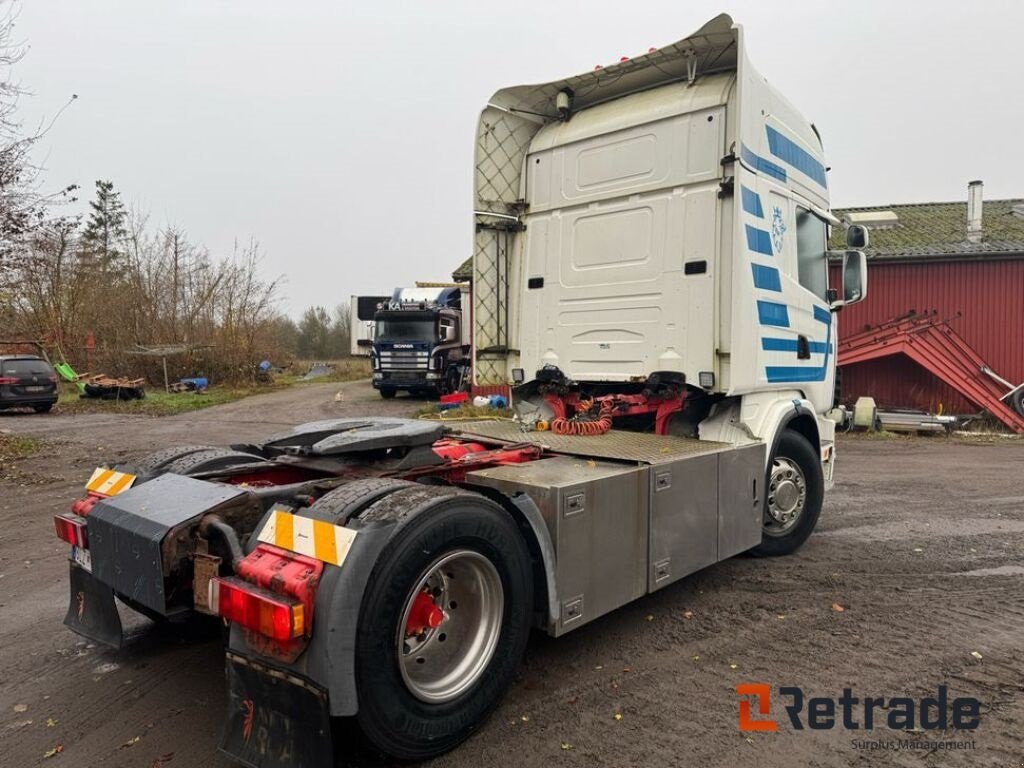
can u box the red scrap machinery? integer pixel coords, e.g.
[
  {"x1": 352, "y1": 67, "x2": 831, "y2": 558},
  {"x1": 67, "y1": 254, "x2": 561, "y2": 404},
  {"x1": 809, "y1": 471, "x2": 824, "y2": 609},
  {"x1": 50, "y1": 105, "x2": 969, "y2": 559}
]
[{"x1": 838, "y1": 312, "x2": 1024, "y2": 433}]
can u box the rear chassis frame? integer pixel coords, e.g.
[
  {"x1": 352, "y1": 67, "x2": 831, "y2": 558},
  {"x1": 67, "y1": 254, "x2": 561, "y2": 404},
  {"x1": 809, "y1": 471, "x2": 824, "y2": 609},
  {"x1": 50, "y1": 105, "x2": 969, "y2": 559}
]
[{"x1": 59, "y1": 398, "x2": 765, "y2": 766}]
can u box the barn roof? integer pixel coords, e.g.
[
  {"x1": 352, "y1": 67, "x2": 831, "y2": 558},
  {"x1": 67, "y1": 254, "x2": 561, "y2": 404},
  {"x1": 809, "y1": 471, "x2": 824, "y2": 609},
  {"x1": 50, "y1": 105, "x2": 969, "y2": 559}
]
[
  {"x1": 452, "y1": 255, "x2": 473, "y2": 282},
  {"x1": 830, "y1": 198, "x2": 1024, "y2": 260}
]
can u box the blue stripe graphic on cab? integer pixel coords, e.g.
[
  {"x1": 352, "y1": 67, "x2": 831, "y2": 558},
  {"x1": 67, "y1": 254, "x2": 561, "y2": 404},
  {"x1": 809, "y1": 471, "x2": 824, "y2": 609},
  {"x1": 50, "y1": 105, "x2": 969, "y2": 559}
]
[
  {"x1": 763, "y1": 305, "x2": 833, "y2": 383},
  {"x1": 740, "y1": 144, "x2": 787, "y2": 182},
  {"x1": 765, "y1": 126, "x2": 827, "y2": 187},
  {"x1": 757, "y1": 300, "x2": 790, "y2": 328},
  {"x1": 765, "y1": 366, "x2": 827, "y2": 383},
  {"x1": 746, "y1": 225, "x2": 773, "y2": 256},
  {"x1": 761, "y1": 338, "x2": 831, "y2": 354},
  {"x1": 741, "y1": 186, "x2": 764, "y2": 218},
  {"x1": 751, "y1": 264, "x2": 781, "y2": 292}
]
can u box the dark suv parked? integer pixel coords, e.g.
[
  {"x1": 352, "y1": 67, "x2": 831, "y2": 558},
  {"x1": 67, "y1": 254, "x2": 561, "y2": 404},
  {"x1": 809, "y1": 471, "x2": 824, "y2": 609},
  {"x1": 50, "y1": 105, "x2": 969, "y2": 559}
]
[{"x1": 0, "y1": 355, "x2": 59, "y2": 413}]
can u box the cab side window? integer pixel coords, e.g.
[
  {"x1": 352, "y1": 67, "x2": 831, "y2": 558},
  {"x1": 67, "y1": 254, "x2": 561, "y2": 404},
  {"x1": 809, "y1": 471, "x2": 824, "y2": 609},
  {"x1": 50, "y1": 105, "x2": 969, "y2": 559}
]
[{"x1": 795, "y1": 208, "x2": 828, "y2": 300}]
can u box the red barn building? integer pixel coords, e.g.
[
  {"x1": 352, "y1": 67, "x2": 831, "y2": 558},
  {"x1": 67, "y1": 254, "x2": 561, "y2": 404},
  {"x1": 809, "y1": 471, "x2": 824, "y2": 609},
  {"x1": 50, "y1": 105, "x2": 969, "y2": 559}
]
[{"x1": 831, "y1": 184, "x2": 1024, "y2": 414}]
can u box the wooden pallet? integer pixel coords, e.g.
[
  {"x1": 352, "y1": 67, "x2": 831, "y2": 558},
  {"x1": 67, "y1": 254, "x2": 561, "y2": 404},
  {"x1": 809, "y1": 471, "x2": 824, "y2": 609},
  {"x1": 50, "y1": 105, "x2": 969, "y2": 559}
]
[{"x1": 76, "y1": 372, "x2": 146, "y2": 388}]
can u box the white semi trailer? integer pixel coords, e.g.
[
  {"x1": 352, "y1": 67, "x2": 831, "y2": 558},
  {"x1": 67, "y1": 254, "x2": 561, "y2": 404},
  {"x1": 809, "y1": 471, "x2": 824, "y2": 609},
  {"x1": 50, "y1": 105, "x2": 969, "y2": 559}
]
[{"x1": 54, "y1": 14, "x2": 867, "y2": 767}]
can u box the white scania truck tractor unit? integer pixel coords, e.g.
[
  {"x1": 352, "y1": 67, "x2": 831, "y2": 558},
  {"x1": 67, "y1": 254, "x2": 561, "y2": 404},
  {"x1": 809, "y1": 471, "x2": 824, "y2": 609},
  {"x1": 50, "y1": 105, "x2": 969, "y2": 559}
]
[{"x1": 52, "y1": 15, "x2": 866, "y2": 766}]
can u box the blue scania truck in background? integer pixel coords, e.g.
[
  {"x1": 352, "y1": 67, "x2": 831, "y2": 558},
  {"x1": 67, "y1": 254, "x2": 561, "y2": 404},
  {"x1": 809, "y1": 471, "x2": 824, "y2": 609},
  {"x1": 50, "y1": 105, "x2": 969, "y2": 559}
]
[{"x1": 364, "y1": 284, "x2": 471, "y2": 398}]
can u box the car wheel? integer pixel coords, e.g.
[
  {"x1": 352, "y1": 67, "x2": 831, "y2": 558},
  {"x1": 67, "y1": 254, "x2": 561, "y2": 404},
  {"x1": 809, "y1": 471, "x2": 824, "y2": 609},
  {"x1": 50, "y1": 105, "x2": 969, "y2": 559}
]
[{"x1": 33, "y1": 403, "x2": 54, "y2": 413}]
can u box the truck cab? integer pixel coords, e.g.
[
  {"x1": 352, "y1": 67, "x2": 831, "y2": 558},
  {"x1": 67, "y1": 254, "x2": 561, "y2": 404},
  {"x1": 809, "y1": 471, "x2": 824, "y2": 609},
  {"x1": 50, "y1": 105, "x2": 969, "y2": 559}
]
[
  {"x1": 470, "y1": 13, "x2": 868, "y2": 488},
  {"x1": 371, "y1": 285, "x2": 470, "y2": 398}
]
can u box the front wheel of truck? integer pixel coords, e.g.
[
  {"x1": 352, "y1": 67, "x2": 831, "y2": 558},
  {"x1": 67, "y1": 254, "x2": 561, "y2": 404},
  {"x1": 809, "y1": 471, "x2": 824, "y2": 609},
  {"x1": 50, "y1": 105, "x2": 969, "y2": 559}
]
[
  {"x1": 379, "y1": 387, "x2": 396, "y2": 399},
  {"x1": 351, "y1": 491, "x2": 533, "y2": 760},
  {"x1": 749, "y1": 429, "x2": 823, "y2": 557}
]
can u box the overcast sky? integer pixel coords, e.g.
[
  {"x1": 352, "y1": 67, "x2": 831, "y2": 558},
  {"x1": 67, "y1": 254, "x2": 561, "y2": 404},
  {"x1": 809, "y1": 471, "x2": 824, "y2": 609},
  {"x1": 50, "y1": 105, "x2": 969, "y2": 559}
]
[{"x1": 17, "y1": 1, "x2": 1024, "y2": 315}]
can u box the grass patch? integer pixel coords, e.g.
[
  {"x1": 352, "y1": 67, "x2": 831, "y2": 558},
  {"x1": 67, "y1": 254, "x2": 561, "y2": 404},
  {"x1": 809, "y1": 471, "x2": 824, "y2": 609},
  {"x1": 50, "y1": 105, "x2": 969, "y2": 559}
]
[
  {"x1": 54, "y1": 359, "x2": 372, "y2": 416},
  {"x1": 0, "y1": 433, "x2": 43, "y2": 481},
  {"x1": 839, "y1": 429, "x2": 912, "y2": 441},
  {"x1": 0, "y1": 433, "x2": 42, "y2": 462},
  {"x1": 56, "y1": 384, "x2": 280, "y2": 416}
]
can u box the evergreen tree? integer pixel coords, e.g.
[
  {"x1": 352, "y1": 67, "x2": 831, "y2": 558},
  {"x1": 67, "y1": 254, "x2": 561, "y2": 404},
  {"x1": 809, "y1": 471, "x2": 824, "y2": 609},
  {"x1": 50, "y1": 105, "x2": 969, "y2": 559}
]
[{"x1": 81, "y1": 180, "x2": 128, "y2": 267}]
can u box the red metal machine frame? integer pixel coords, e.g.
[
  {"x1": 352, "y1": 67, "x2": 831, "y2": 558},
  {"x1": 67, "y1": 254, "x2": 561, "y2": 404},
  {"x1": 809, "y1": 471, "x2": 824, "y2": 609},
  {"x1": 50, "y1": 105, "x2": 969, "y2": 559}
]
[{"x1": 838, "y1": 312, "x2": 1024, "y2": 433}]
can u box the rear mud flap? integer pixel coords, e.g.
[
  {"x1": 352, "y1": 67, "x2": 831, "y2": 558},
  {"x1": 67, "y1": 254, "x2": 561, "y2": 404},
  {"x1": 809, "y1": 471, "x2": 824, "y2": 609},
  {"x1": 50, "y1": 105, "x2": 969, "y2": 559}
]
[
  {"x1": 221, "y1": 652, "x2": 333, "y2": 768},
  {"x1": 64, "y1": 561, "x2": 123, "y2": 649}
]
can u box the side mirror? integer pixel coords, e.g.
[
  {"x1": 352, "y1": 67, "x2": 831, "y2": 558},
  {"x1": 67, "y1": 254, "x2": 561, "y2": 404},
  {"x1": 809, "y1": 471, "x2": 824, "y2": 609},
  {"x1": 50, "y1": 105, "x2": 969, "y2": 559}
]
[
  {"x1": 834, "y1": 250, "x2": 868, "y2": 307},
  {"x1": 846, "y1": 224, "x2": 869, "y2": 249}
]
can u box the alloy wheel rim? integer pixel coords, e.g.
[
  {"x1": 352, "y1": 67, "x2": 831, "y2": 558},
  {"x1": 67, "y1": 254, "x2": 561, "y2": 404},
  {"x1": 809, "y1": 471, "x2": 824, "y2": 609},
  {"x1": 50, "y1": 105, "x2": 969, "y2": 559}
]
[{"x1": 397, "y1": 549, "x2": 504, "y2": 703}]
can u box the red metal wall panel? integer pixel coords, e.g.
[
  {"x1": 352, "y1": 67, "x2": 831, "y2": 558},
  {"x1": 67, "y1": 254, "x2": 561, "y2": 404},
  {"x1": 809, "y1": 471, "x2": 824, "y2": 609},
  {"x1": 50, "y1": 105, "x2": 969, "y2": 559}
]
[{"x1": 831, "y1": 258, "x2": 1024, "y2": 413}]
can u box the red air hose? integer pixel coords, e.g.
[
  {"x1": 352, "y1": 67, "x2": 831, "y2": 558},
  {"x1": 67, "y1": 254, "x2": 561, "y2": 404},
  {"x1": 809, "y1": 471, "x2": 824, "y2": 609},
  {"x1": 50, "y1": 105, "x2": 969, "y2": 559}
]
[{"x1": 551, "y1": 399, "x2": 614, "y2": 436}]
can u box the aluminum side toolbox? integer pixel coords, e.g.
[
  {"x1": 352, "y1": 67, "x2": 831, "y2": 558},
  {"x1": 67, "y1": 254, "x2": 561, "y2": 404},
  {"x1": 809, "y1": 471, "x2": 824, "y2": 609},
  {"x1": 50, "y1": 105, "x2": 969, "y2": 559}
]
[{"x1": 465, "y1": 456, "x2": 648, "y2": 635}]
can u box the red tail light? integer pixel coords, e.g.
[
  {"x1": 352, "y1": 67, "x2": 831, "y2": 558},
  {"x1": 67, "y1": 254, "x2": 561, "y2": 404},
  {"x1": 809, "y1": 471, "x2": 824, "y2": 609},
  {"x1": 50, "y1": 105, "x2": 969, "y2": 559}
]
[
  {"x1": 210, "y1": 576, "x2": 305, "y2": 641},
  {"x1": 0, "y1": 376, "x2": 16, "y2": 385},
  {"x1": 54, "y1": 514, "x2": 88, "y2": 548}
]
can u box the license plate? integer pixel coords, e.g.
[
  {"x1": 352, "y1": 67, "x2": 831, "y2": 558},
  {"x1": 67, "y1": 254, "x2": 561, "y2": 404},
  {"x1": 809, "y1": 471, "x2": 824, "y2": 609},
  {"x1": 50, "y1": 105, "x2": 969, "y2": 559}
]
[
  {"x1": 24, "y1": 385, "x2": 47, "y2": 392},
  {"x1": 71, "y1": 546, "x2": 92, "y2": 573}
]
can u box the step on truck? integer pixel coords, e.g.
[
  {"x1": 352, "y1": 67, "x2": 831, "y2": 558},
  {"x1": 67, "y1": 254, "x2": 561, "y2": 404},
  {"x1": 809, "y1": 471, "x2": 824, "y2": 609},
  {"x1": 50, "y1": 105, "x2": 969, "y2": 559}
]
[{"x1": 54, "y1": 14, "x2": 867, "y2": 767}]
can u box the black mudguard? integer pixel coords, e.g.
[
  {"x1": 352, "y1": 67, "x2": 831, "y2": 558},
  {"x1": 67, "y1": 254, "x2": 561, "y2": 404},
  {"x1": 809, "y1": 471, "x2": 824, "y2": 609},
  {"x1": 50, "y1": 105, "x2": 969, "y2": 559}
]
[
  {"x1": 64, "y1": 561, "x2": 123, "y2": 649},
  {"x1": 221, "y1": 652, "x2": 333, "y2": 768},
  {"x1": 88, "y1": 473, "x2": 250, "y2": 616}
]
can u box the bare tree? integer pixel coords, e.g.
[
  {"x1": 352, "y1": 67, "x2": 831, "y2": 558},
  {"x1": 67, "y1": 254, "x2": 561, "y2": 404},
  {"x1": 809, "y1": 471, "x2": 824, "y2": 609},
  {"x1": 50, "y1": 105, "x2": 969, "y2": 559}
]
[
  {"x1": 0, "y1": 0, "x2": 77, "y2": 301},
  {"x1": 0, "y1": 1, "x2": 298, "y2": 384}
]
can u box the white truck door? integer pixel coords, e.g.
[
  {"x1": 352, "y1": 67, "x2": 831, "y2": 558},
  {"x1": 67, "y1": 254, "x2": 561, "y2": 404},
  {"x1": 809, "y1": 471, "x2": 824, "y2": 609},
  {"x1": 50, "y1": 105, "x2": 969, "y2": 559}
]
[{"x1": 751, "y1": 192, "x2": 835, "y2": 411}]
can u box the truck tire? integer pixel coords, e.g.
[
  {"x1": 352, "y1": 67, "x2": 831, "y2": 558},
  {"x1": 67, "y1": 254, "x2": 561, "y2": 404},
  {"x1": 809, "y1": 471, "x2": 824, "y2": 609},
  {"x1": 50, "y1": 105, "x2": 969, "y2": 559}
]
[
  {"x1": 123, "y1": 445, "x2": 220, "y2": 475},
  {"x1": 160, "y1": 447, "x2": 265, "y2": 477},
  {"x1": 306, "y1": 478, "x2": 416, "y2": 525},
  {"x1": 351, "y1": 487, "x2": 533, "y2": 760},
  {"x1": 749, "y1": 429, "x2": 823, "y2": 557},
  {"x1": 443, "y1": 366, "x2": 462, "y2": 396},
  {"x1": 379, "y1": 388, "x2": 397, "y2": 399}
]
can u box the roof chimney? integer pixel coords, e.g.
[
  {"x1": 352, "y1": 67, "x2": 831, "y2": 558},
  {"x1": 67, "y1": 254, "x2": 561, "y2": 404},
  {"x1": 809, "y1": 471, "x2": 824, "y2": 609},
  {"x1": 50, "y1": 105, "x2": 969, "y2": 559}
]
[{"x1": 967, "y1": 180, "x2": 983, "y2": 243}]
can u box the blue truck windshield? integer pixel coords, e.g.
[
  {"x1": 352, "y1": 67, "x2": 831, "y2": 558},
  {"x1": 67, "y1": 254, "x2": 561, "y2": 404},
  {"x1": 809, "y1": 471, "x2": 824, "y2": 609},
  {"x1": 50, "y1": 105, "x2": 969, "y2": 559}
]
[{"x1": 376, "y1": 318, "x2": 436, "y2": 343}]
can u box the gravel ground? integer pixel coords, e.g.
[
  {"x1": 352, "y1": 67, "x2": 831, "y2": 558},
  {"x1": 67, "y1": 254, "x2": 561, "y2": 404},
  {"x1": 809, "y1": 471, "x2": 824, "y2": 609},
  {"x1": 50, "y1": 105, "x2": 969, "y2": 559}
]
[{"x1": 0, "y1": 380, "x2": 1021, "y2": 767}]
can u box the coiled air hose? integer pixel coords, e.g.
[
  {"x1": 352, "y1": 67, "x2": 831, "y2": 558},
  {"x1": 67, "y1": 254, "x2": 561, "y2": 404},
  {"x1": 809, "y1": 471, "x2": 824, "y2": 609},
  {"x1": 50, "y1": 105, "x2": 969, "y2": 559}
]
[{"x1": 551, "y1": 399, "x2": 614, "y2": 436}]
